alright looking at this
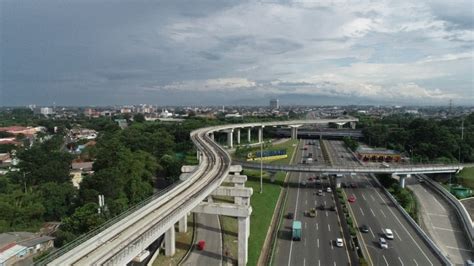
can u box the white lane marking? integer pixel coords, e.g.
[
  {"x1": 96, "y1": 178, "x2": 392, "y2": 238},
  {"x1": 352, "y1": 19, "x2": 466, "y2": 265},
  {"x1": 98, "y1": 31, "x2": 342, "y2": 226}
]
[
  {"x1": 398, "y1": 257, "x2": 404, "y2": 266},
  {"x1": 305, "y1": 222, "x2": 307, "y2": 229},
  {"x1": 375, "y1": 189, "x2": 434, "y2": 266},
  {"x1": 328, "y1": 224, "x2": 331, "y2": 231},
  {"x1": 334, "y1": 262, "x2": 336, "y2": 266},
  {"x1": 369, "y1": 227, "x2": 375, "y2": 238},
  {"x1": 318, "y1": 260, "x2": 321, "y2": 266},
  {"x1": 326, "y1": 211, "x2": 328, "y2": 217},
  {"x1": 446, "y1": 245, "x2": 473, "y2": 251},
  {"x1": 331, "y1": 241, "x2": 334, "y2": 250},
  {"x1": 382, "y1": 255, "x2": 389, "y2": 266},
  {"x1": 370, "y1": 208, "x2": 376, "y2": 217},
  {"x1": 433, "y1": 197, "x2": 443, "y2": 209},
  {"x1": 394, "y1": 230, "x2": 402, "y2": 241},
  {"x1": 305, "y1": 200, "x2": 308, "y2": 205},
  {"x1": 359, "y1": 207, "x2": 365, "y2": 216},
  {"x1": 370, "y1": 195, "x2": 375, "y2": 201},
  {"x1": 287, "y1": 173, "x2": 302, "y2": 266},
  {"x1": 362, "y1": 194, "x2": 366, "y2": 200},
  {"x1": 427, "y1": 213, "x2": 447, "y2": 217},
  {"x1": 317, "y1": 238, "x2": 320, "y2": 248},
  {"x1": 315, "y1": 200, "x2": 317, "y2": 205},
  {"x1": 413, "y1": 259, "x2": 418, "y2": 266},
  {"x1": 432, "y1": 226, "x2": 463, "y2": 233},
  {"x1": 303, "y1": 258, "x2": 306, "y2": 266},
  {"x1": 380, "y1": 209, "x2": 387, "y2": 218},
  {"x1": 316, "y1": 223, "x2": 319, "y2": 230},
  {"x1": 324, "y1": 200, "x2": 327, "y2": 205}
]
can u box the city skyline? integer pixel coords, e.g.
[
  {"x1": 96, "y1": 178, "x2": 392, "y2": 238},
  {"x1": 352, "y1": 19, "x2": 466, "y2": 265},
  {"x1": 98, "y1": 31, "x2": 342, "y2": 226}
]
[{"x1": 1, "y1": 0, "x2": 473, "y2": 106}]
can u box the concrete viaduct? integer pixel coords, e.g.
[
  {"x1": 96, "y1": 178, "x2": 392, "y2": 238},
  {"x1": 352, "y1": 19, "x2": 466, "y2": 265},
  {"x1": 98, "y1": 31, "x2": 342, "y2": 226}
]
[{"x1": 38, "y1": 117, "x2": 465, "y2": 266}]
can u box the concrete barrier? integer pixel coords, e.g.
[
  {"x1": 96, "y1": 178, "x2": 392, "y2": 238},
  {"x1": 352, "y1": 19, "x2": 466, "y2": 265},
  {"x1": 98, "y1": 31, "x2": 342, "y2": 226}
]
[
  {"x1": 370, "y1": 174, "x2": 452, "y2": 266},
  {"x1": 420, "y1": 174, "x2": 474, "y2": 249}
]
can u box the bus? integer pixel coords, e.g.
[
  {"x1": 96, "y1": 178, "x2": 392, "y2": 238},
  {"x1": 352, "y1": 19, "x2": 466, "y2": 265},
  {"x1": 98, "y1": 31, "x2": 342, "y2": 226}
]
[{"x1": 292, "y1": 220, "x2": 302, "y2": 241}]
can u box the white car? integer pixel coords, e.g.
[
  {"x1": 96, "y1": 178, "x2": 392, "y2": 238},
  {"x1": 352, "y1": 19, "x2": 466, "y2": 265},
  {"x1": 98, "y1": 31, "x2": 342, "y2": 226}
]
[
  {"x1": 384, "y1": 229, "x2": 394, "y2": 239},
  {"x1": 379, "y1": 237, "x2": 388, "y2": 249},
  {"x1": 326, "y1": 187, "x2": 332, "y2": 193},
  {"x1": 336, "y1": 238, "x2": 344, "y2": 247}
]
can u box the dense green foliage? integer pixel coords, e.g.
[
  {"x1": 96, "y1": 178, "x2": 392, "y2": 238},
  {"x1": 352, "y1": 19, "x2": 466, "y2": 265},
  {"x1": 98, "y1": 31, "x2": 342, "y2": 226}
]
[{"x1": 357, "y1": 113, "x2": 474, "y2": 163}]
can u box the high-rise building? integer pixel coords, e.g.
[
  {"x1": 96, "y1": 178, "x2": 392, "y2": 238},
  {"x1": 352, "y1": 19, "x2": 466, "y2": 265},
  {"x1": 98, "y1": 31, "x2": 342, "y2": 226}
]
[{"x1": 270, "y1": 99, "x2": 279, "y2": 109}]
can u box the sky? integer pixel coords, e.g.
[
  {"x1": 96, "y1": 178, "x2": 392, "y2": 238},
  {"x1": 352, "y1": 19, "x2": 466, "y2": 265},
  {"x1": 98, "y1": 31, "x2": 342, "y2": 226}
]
[{"x1": 1, "y1": 0, "x2": 473, "y2": 106}]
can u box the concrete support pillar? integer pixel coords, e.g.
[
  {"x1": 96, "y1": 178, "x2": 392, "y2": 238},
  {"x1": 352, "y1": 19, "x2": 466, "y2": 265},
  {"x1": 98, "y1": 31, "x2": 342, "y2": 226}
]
[
  {"x1": 207, "y1": 195, "x2": 214, "y2": 203},
  {"x1": 178, "y1": 215, "x2": 187, "y2": 233},
  {"x1": 337, "y1": 124, "x2": 343, "y2": 129},
  {"x1": 291, "y1": 127, "x2": 298, "y2": 140},
  {"x1": 350, "y1": 121, "x2": 356, "y2": 129},
  {"x1": 227, "y1": 129, "x2": 234, "y2": 148},
  {"x1": 258, "y1": 127, "x2": 263, "y2": 143},
  {"x1": 196, "y1": 150, "x2": 201, "y2": 163},
  {"x1": 238, "y1": 216, "x2": 250, "y2": 266},
  {"x1": 165, "y1": 226, "x2": 176, "y2": 256},
  {"x1": 247, "y1": 128, "x2": 251, "y2": 143},
  {"x1": 234, "y1": 181, "x2": 244, "y2": 205},
  {"x1": 210, "y1": 132, "x2": 214, "y2": 141},
  {"x1": 400, "y1": 175, "x2": 406, "y2": 188},
  {"x1": 236, "y1": 129, "x2": 241, "y2": 145}
]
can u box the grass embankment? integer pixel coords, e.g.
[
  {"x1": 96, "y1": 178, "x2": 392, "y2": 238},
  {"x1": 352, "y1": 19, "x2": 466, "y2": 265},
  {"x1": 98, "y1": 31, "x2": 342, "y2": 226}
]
[
  {"x1": 152, "y1": 215, "x2": 194, "y2": 266},
  {"x1": 233, "y1": 139, "x2": 298, "y2": 165},
  {"x1": 457, "y1": 167, "x2": 474, "y2": 191}
]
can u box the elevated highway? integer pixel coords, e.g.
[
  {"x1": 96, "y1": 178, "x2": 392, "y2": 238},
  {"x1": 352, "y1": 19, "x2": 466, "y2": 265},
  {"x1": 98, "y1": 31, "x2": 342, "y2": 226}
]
[
  {"x1": 40, "y1": 118, "x2": 358, "y2": 266},
  {"x1": 237, "y1": 162, "x2": 465, "y2": 175}
]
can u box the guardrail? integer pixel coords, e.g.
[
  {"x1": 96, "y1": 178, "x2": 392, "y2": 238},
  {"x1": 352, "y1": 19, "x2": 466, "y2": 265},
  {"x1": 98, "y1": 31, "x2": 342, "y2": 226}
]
[
  {"x1": 370, "y1": 174, "x2": 452, "y2": 266},
  {"x1": 419, "y1": 174, "x2": 474, "y2": 249}
]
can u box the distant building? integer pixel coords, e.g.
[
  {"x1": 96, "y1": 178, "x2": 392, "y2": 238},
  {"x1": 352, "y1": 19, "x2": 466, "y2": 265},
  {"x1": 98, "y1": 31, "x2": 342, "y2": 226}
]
[
  {"x1": 270, "y1": 99, "x2": 279, "y2": 109},
  {"x1": 40, "y1": 107, "x2": 54, "y2": 116},
  {"x1": 159, "y1": 109, "x2": 173, "y2": 118},
  {"x1": 115, "y1": 119, "x2": 128, "y2": 129},
  {"x1": 225, "y1": 113, "x2": 243, "y2": 118},
  {"x1": 0, "y1": 233, "x2": 54, "y2": 266}
]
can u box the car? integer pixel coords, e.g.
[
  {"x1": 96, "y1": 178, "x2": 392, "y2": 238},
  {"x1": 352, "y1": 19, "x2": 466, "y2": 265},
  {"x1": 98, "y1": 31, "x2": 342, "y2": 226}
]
[
  {"x1": 336, "y1": 238, "x2": 344, "y2": 247},
  {"x1": 287, "y1": 212, "x2": 294, "y2": 219},
  {"x1": 360, "y1": 225, "x2": 369, "y2": 233},
  {"x1": 326, "y1": 187, "x2": 332, "y2": 193},
  {"x1": 319, "y1": 204, "x2": 325, "y2": 210},
  {"x1": 348, "y1": 195, "x2": 356, "y2": 203},
  {"x1": 341, "y1": 182, "x2": 346, "y2": 188},
  {"x1": 197, "y1": 240, "x2": 206, "y2": 250},
  {"x1": 379, "y1": 237, "x2": 388, "y2": 249},
  {"x1": 308, "y1": 177, "x2": 314, "y2": 182},
  {"x1": 318, "y1": 190, "x2": 323, "y2": 196},
  {"x1": 384, "y1": 229, "x2": 394, "y2": 239},
  {"x1": 303, "y1": 146, "x2": 308, "y2": 150},
  {"x1": 309, "y1": 208, "x2": 316, "y2": 217},
  {"x1": 329, "y1": 205, "x2": 336, "y2": 211},
  {"x1": 350, "y1": 183, "x2": 357, "y2": 188},
  {"x1": 301, "y1": 181, "x2": 307, "y2": 187},
  {"x1": 466, "y1": 259, "x2": 474, "y2": 266}
]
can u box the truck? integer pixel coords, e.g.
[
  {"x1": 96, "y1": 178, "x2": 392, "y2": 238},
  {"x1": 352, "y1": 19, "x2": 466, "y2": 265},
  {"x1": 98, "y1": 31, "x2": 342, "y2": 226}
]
[{"x1": 292, "y1": 220, "x2": 302, "y2": 241}]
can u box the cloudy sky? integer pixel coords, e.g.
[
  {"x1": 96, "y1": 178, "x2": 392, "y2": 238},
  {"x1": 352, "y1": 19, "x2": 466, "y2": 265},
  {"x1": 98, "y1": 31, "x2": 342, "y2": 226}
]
[{"x1": 1, "y1": 0, "x2": 473, "y2": 106}]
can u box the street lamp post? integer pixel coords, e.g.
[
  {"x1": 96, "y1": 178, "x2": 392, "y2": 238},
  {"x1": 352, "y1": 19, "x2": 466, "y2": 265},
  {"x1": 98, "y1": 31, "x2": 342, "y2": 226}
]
[{"x1": 260, "y1": 138, "x2": 263, "y2": 194}]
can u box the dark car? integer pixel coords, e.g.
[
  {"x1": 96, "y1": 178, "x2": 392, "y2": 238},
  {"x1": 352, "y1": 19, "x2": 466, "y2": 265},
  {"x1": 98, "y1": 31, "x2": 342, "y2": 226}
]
[
  {"x1": 350, "y1": 183, "x2": 357, "y2": 188},
  {"x1": 287, "y1": 212, "x2": 294, "y2": 219},
  {"x1": 329, "y1": 205, "x2": 336, "y2": 211},
  {"x1": 319, "y1": 204, "x2": 325, "y2": 210},
  {"x1": 360, "y1": 225, "x2": 369, "y2": 233}
]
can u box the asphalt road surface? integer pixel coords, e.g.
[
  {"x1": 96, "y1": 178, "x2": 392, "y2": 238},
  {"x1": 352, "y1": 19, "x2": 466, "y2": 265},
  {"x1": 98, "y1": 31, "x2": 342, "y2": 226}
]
[
  {"x1": 274, "y1": 140, "x2": 351, "y2": 266},
  {"x1": 326, "y1": 140, "x2": 444, "y2": 266}
]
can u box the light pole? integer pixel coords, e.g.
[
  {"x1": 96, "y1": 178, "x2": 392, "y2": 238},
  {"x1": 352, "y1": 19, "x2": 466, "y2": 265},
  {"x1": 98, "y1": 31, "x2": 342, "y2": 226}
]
[{"x1": 260, "y1": 138, "x2": 263, "y2": 194}]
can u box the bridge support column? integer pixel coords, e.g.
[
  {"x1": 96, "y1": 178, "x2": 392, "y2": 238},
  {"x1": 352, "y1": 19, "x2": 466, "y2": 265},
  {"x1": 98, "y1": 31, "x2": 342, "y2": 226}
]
[
  {"x1": 337, "y1": 124, "x2": 343, "y2": 129},
  {"x1": 350, "y1": 121, "x2": 356, "y2": 129},
  {"x1": 288, "y1": 125, "x2": 302, "y2": 140},
  {"x1": 179, "y1": 215, "x2": 187, "y2": 233},
  {"x1": 258, "y1": 126, "x2": 263, "y2": 143},
  {"x1": 196, "y1": 150, "x2": 201, "y2": 163},
  {"x1": 236, "y1": 128, "x2": 241, "y2": 145},
  {"x1": 226, "y1": 129, "x2": 234, "y2": 148},
  {"x1": 247, "y1": 128, "x2": 252, "y2": 143},
  {"x1": 210, "y1": 132, "x2": 214, "y2": 141},
  {"x1": 238, "y1": 216, "x2": 250, "y2": 266},
  {"x1": 165, "y1": 226, "x2": 176, "y2": 256}
]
